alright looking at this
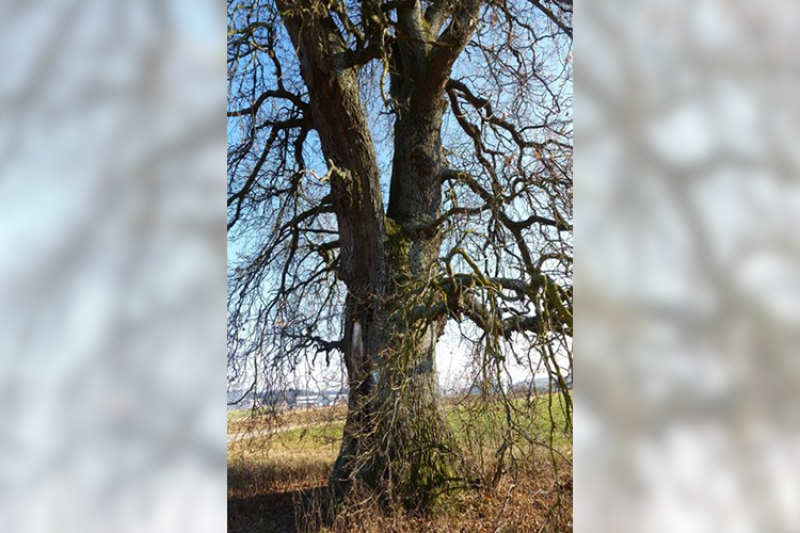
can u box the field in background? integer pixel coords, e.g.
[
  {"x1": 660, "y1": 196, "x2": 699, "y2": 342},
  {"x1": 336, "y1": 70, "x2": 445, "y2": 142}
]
[{"x1": 228, "y1": 393, "x2": 572, "y2": 533}]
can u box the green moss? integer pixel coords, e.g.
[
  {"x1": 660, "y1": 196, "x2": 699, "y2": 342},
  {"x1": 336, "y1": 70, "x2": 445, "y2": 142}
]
[
  {"x1": 384, "y1": 216, "x2": 412, "y2": 279},
  {"x1": 384, "y1": 215, "x2": 402, "y2": 237}
]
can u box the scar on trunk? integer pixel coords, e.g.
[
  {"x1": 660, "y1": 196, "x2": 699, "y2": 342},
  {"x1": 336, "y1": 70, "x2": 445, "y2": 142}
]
[
  {"x1": 352, "y1": 320, "x2": 379, "y2": 387},
  {"x1": 351, "y1": 320, "x2": 363, "y2": 359}
]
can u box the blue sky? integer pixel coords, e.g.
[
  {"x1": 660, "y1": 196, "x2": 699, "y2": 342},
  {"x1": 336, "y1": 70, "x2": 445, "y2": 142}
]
[{"x1": 225, "y1": 4, "x2": 573, "y2": 394}]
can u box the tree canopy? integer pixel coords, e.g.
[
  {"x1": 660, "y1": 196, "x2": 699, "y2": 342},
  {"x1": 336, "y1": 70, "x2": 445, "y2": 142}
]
[{"x1": 227, "y1": 0, "x2": 572, "y2": 514}]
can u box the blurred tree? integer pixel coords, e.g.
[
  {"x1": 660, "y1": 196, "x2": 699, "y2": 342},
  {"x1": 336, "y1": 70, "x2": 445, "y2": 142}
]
[{"x1": 227, "y1": 0, "x2": 572, "y2": 513}]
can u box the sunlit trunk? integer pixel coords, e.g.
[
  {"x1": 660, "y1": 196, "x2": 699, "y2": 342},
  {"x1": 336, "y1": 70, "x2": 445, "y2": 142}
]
[
  {"x1": 330, "y1": 277, "x2": 459, "y2": 512},
  {"x1": 329, "y1": 107, "x2": 461, "y2": 511}
]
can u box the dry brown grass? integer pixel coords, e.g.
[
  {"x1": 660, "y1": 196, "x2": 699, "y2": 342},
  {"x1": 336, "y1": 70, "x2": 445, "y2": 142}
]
[
  {"x1": 228, "y1": 404, "x2": 572, "y2": 533},
  {"x1": 229, "y1": 452, "x2": 571, "y2": 533},
  {"x1": 228, "y1": 434, "x2": 336, "y2": 533},
  {"x1": 228, "y1": 405, "x2": 347, "y2": 437}
]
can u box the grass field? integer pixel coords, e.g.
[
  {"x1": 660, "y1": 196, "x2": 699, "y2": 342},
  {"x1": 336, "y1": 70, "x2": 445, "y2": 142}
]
[{"x1": 228, "y1": 393, "x2": 572, "y2": 533}]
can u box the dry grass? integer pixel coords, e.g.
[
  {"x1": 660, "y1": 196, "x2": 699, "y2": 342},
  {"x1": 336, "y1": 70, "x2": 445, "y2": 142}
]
[
  {"x1": 228, "y1": 429, "x2": 336, "y2": 533},
  {"x1": 228, "y1": 397, "x2": 572, "y2": 533},
  {"x1": 228, "y1": 404, "x2": 347, "y2": 436}
]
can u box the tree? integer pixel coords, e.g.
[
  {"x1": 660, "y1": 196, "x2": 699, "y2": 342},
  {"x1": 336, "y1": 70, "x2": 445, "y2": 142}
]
[{"x1": 227, "y1": 0, "x2": 572, "y2": 514}]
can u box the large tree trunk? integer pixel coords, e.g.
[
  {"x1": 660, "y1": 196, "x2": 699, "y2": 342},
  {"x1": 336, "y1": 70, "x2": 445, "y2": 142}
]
[
  {"x1": 330, "y1": 299, "x2": 459, "y2": 512},
  {"x1": 330, "y1": 100, "x2": 463, "y2": 511},
  {"x1": 331, "y1": 214, "x2": 460, "y2": 512},
  {"x1": 327, "y1": 109, "x2": 462, "y2": 513},
  {"x1": 276, "y1": 0, "x2": 478, "y2": 515}
]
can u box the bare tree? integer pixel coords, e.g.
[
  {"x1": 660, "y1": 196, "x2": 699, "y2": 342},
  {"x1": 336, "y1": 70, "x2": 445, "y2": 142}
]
[{"x1": 227, "y1": 0, "x2": 572, "y2": 513}]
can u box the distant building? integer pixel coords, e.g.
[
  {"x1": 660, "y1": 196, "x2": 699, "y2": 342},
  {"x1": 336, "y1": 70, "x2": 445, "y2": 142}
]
[
  {"x1": 227, "y1": 386, "x2": 349, "y2": 410},
  {"x1": 291, "y1": 393, "x2": 319, "y2": 408},
  {"x1": 286, "y1": 387, "x2": 349, "y2": 409}
]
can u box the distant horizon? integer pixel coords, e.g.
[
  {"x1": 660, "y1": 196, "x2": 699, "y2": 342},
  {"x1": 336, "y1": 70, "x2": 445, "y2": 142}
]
[{"x1": 227, "y1": 371, "x2": 572, "y2": 408}]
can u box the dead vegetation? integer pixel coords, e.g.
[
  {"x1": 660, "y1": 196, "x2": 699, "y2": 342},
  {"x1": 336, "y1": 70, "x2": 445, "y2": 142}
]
[
  {"x1": 228, "y1": 405, "x2": 348, "y2": 438},
  {"x1": 229, "y1": 448, "x2": 572, "y2": 533},
  {"x1": 228, "y1": 398, "x2": 572, "y2": 533}
]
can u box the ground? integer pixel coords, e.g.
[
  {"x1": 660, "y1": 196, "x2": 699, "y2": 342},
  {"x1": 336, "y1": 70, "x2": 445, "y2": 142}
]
[{"x1": 228, "y1": 394, "x2": 572, "y2": 533}]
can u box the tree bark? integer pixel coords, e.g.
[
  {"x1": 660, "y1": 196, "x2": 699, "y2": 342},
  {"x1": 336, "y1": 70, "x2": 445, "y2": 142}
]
[
  {"x1": 275, "y1": 0, "x2": 387, "y2": 504},
  {"x1": 276, "y1": 0, "x2": 480, "y2": 514},
  {"x1": 329, "y1": 117, "x2": 459, "y2": 509}
]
